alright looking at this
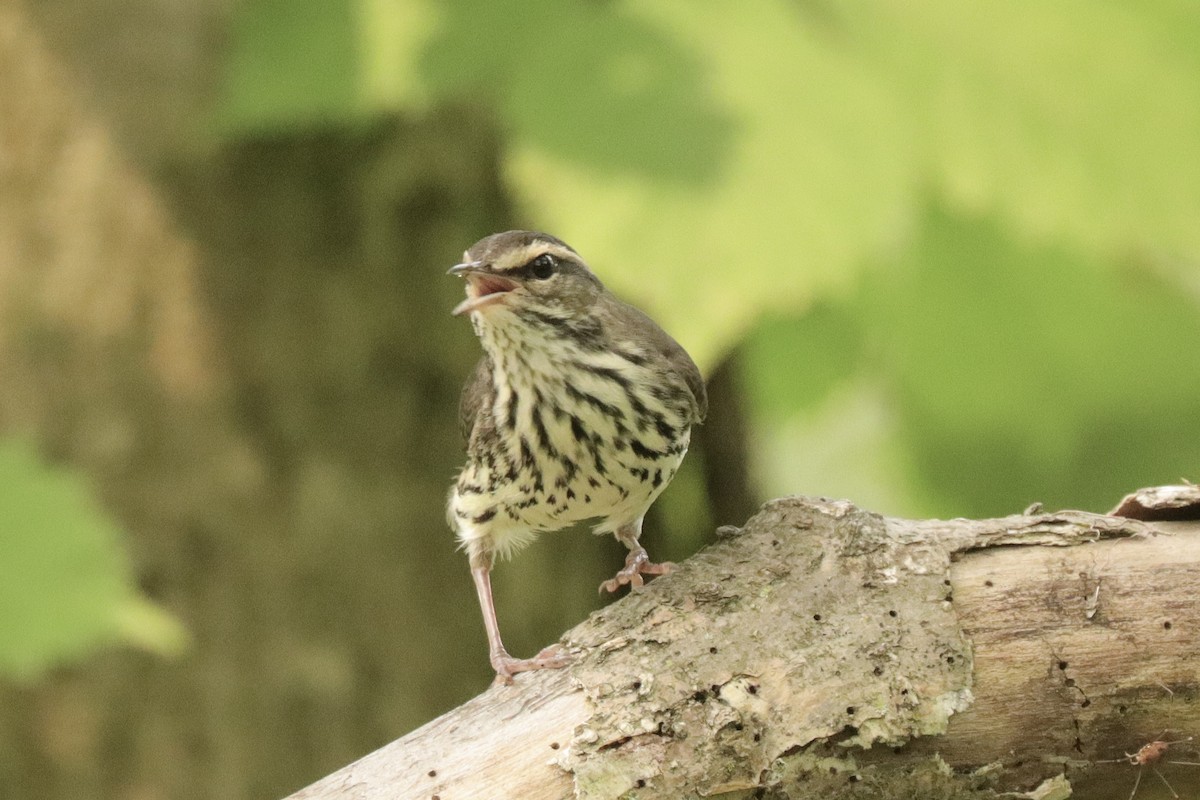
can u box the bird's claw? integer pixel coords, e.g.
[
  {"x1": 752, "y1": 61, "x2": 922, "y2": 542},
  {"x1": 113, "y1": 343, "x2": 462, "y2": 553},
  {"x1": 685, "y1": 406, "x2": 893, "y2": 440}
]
[
  {"x1": 600, "y1": 548, "x2": 676, "y2": 594},
  {"x1": 490, "y1": 644, "x2": 572, "y2": 685}
]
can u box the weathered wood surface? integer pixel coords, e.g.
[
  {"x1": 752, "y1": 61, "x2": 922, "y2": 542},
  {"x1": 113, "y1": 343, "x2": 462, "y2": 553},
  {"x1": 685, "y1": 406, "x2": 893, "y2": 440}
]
[{"x1": 287, "y1": 495, "x2": 1200, "y2": 800}]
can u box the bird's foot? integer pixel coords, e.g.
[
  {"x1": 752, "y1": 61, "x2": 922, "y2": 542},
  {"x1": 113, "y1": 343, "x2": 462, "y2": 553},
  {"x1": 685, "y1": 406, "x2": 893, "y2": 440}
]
[
  {"x1": 490, "y1": 644, "x2": 572, "y2": 685},
  {"x1": 599, "y1": 547, "x2": 676, "y2": 594}
]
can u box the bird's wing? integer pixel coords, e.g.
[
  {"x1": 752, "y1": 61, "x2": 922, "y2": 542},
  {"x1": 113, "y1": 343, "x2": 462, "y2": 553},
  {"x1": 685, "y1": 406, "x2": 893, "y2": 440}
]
[
  {"x1": 458, "y1": 355, "x2": 495, "y2": 444},
  {"x1": 600, "y1": 296, "x2": 708, "y2": 423},
  {"x1": 676, "y1": 345, "x2": 708, "y2": 422},
  {"x1": 663, "y1": 333, "x2": 708, "y2": 422}
]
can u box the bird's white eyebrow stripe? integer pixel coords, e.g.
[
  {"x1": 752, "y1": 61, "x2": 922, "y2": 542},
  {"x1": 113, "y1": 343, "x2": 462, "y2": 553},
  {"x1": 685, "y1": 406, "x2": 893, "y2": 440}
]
[{"x1": 493, "y1": 242, "x2": 577, "y2": 272}]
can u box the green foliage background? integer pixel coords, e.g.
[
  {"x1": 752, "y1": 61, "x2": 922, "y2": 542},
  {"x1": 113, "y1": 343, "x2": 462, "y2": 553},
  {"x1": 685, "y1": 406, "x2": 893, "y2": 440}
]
[{"x1": 2, "y1": 0, "x2": 1198, "y2": 794}]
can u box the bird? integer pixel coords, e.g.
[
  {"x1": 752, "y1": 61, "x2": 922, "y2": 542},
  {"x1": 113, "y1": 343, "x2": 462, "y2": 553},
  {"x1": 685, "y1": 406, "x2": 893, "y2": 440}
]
[{"x1": 447, "y1": 230, "x2": 707, "y2": 682}]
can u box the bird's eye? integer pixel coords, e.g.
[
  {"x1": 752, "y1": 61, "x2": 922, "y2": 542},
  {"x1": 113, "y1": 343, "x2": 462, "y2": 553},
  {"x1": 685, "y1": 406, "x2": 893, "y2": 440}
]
[{"x1": 528, "y1": 253, "x2": 556, "y2": 280}]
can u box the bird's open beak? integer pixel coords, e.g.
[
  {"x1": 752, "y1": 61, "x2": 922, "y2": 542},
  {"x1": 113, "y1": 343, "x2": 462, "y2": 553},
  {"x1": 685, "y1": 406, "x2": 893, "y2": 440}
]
[
  {"x1": 446, "y1": 261, "x2": 484, "y2": 277},
  {"x1": 449, "y1": 261, "x2": 520, "y2": 316}
]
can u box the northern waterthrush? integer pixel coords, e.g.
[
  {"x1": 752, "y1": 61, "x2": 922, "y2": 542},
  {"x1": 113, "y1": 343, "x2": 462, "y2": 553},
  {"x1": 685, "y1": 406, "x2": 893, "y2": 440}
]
[{"x1": 448, "y1": 230, "x2": 707, "y2": 682}]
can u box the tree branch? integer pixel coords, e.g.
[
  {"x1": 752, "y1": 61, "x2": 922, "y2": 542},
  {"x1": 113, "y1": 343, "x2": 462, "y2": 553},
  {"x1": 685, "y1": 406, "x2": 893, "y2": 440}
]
[{"x1": 287, "y1": 492, "x2": 1200, "y2": 800}]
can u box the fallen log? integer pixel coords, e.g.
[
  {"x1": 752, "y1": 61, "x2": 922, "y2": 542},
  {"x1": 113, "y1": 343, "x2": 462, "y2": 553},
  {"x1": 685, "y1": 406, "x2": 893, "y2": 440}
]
[{"x1": 287, "y1": 489, "x2": 1200, "y2": 800}]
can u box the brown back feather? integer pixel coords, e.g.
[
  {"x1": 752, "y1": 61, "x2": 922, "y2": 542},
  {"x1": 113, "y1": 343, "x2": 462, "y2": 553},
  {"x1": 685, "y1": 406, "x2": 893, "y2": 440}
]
[{"x1": 595, "y1": 293, "x2": 707, "y2": 423}]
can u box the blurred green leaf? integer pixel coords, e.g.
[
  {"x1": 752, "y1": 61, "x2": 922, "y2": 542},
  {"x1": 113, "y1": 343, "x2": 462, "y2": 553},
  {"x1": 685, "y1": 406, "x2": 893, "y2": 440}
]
[
  {"x1": 0, "y1": 441, "x2": 187, "y2": 680},
  {"x1": 744, "y1": 304, "x2": 864, "y2": 418},
  {"x1": 753, "y1": 206, "x2": 1200, "y2": 517},
  {"x1": 753, "y1": 377, "x2": 922, "y2": 516},
  {"x1": 418, "y1": 1, "x2": 737, "y2": 184},
  {"x1": 850, "y1": 0, "x2": 1200, "y2": 261},
  {"x1": 867, "y1": 206, "x2": 1200, "y2": 515},
  {"x1": 221, "y1": 0, "x2": 363, "y2": 131}
]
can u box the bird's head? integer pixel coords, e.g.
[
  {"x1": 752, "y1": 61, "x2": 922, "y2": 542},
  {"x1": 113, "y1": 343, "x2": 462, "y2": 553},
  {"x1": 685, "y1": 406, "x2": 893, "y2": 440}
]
[{"x1": 448, "y1": 231, "x2": 604, "y2": 320}]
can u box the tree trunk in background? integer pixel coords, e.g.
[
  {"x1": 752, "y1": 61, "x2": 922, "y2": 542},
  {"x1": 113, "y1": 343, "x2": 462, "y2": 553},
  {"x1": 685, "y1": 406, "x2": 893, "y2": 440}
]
[
  {"x1": 0, "y1": 2, "x2": 722, "y2": 798},
  {"x1": 695, "y1": 348, "x2": 759, "y2": 528}
]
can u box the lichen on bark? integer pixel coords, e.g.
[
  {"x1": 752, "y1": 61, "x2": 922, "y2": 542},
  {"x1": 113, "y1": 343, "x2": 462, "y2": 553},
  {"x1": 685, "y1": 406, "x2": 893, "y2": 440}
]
[{"x1": 563, "y1": 497, "x2": 977, "y2": 799}]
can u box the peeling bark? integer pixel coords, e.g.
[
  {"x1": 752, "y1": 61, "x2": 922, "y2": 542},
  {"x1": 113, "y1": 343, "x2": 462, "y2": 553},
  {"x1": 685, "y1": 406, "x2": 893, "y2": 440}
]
[{"x1": 286, "y1": 494, "x2": 1200, "y2": 799}]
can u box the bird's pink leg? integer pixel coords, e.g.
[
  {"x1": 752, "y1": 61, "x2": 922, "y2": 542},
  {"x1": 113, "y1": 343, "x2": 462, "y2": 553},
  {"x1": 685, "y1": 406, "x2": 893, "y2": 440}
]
[
  {"x1": 600, "y1": 520, "x2": 676, "y2": 594},
  {"x1": 471, "y1": 564, "x2": 570, "y2": 684}
]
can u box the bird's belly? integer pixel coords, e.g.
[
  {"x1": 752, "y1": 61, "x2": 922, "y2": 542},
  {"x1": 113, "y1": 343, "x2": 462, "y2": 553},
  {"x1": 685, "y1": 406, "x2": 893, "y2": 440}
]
[
  {"x1": 519, "y1": 439, "x2": 687, "y2": 533},
  {"x1": 451, "y1": 345, "x2": 696, "y2": 556},
  {"x1": 452, "y1": 418, "x2": 690, "y2": 538}
]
